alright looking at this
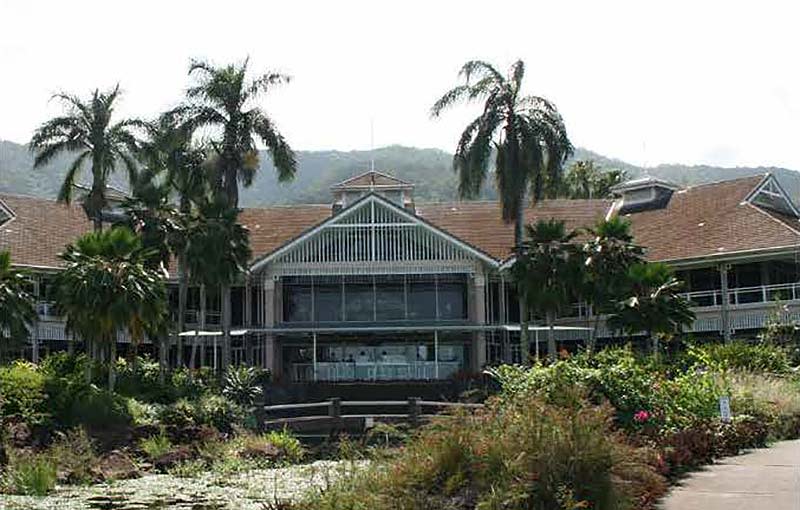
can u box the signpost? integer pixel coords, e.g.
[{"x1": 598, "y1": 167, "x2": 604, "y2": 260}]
[{"x1": 719, "y1": 396, "x2": 732, "y2": 423}]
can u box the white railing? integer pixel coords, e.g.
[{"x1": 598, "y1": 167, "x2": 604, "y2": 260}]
[
  {"x1": 680, "y1": 282, "x2": 800, "y2": 308},
  {"x1": 292, "y1": 361, "x2": 463, "y2": 382}
]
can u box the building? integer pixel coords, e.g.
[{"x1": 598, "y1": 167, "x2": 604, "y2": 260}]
[{"x1": 2, "y1": 171, "x2": 800, "y2": 383}]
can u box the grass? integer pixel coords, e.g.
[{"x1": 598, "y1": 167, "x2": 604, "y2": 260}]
[
  {"x1": 139, "y1": 430, "x2": 172, "y2": 459},
  {"x1": 2, "y1": 453, "x2": 58, "y2": 496}
]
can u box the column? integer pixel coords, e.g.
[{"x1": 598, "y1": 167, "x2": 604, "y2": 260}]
[
  {"x1": 264, "y1": 277, "x2": 279, "y2": 376},
  {"x1": 471, "y1": 272, "x2": 487, "y2": 372},
  {"x1": 244, "y1": 276, "x2": 253, "y2": 366},
  {"x1": 719, "y1": 264, "x2": 731, "y2": 342}
]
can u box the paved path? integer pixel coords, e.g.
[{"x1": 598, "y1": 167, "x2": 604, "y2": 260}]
[{"x1": 660, "y1": 439, "x2": 800, "y2": 510}]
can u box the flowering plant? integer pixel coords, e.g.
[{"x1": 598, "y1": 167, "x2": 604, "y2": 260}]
[{"x1": 633, "y1": 410, "x2": 651, "y2": 423}]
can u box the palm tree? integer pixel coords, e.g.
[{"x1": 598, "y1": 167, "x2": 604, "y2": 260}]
[
  {"x1": 184, "y1": 196, "x2": 251, "y2": 372},
  {"x1": 608, "y1": 262, "x2": 695, "y2": 356},
  {"x1": 130, "y1": 115, "x2": 208, "y2": 369},
  {"x1": 512, "y1": 219, "x2": 584, "y2": 361},
  {"x1": 432, "y1": 60, "x2": 573, "y2": 355},
  {"x1": 177, "y1": 58, "x2": 297, "y2": 371},
  {"x1": 583, "y1": 217, "x2": 645, "y2": 352},
  {"x1": 0, "y1": 251, "x2": 37, "y2": 362},
  {"x1": 30, "y1": 85, "x2": 140, "y2": 231},
  {"x1": 56, "y1": 227, "x2": 167, "y2": 389}
]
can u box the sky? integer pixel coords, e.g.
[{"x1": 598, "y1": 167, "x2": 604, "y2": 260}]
[{"x1": 1, "y1": 0, "x2": 800, "y2": 169}]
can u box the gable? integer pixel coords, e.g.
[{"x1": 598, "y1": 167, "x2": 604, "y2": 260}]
[
  {"x1": 745, "y1": 175, "x2": 800, "y2": 218},
  {"x1": 250, "y1": 193, "x2": 497, "y2": 275},
  {"x1": 0, "y1": 198, "x2": 13, "y2": 227}
]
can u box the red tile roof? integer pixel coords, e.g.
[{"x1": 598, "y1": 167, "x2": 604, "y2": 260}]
[
  {"x1": 3, "y1": 174, "x2": 800, "y2": 270},
  {"x1": 0, "y1": 194, "x2": 93, "y2": 268},
  {"x1": 622, "y1": 175, "x2": 800, "y2": 262},
  {"x1": 331, "y1": 171, "x2": 413, "y2": 189}
]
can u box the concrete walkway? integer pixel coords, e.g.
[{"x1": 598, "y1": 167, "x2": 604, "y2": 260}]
[{"x1": 660, "y1": 439, "x2": 800, "y2": 509}]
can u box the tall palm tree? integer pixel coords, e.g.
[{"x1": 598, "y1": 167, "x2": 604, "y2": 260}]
[
  {"x1": 512, "y1": 219, "x2": 584, "y2": 361},
  {"x1": 30, "y1": 85, "x2": 140, "y2": 231},
  {"x1": 56, "y1": 227, "x2": 167, "y2": 389},
  {"x1": 0, "y1": 251, "x2": 37, "y2": 362},
  {"x1": 583, "y1": 217, "x2": 645, "y2": 352},
  {"x1": 432, "y1": 60, "x2": 573, "y2": 354},
  {"x1": 177, "y1": 58, "x2": 297, "y2": 371},
  {"x1": 184, "y1": 196, "x2": 251, "y2": 371},
  {"x1": 131, "y1": 115, "x2": 208, "y2": 369},
  {"x1": 608, "y1": 262, "x2": 695, "y2": 356}
]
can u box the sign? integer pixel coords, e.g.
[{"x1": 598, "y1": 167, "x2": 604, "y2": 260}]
[
  {"x1": 364, "y1": 417, "x2": 375, "y2": 429},
  {"x1": 719, "y1": 396, "x2": 732, "y2": 423}
]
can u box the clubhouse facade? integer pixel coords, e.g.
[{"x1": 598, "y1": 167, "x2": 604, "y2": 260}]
[{"x1": 2, "y1": 171, "x2": 800, "y2": 383}]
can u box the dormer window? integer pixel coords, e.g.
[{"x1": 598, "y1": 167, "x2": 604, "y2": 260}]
[
  {"x1": 746, "y1": 176, "x2": 799, "y2": 218},
  {"x1": 611, "y1": 175, "x2": 679, "y2": 214},
  {"x1": 330, "y1": 171, "x2": 415, "y2": 214}
]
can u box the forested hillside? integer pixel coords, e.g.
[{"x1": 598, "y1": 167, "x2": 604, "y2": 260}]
[{"x1": 2, "y1": 139, "x2": 799, "y2": 206}]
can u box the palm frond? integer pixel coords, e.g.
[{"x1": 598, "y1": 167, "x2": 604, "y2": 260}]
[{"x1": 57, "y1": 150, "x2": 91, "y2": 203}]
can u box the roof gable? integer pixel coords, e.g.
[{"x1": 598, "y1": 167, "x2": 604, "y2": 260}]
[
  {"x1": 331, "y1": 170, "x2": 413, "y2": 190},
  {"x1": 744, "y1": 174, "x2": 800, "y2": 218},
  {"x1": 0, "y1": 197, "x2": 14, "y2": 227},
  {"x1": 250, "y1": 192, "x2": 498, "y2": 272}
]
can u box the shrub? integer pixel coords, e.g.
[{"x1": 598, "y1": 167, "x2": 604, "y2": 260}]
[
  {"x1": 684, "y1": 342, "x2": 791, "y2": 373},
  {"x1": 192, "y1": 394, "x2": 244, "y2": 432},
  {"x1": 0, "y1": 361, "x2": 48, "y2": 426},
  {"x1": 139, "y1": 430, "x2": 172, "y2": 459},
  {"x1": 115, "y1": 357, "x2": 174, "y2": 403},
  {"x1": 48, "y1": 427, "x2": 97, "y2": 485},
  {"x1": 50, "y1": 385, "x2": 132, "y2": 430},
  {"x1": 299, "y1": 393, "x2": 665, "y2": 510},
  {"x1": 3, "y1": 452, "x2": 57, "y2": 495},
  {"x1": 158, "y1": 398, "x2": 196, "y2": 429},
  {"x1": 127, "y1": 399, "x2": 162, "y2": 427},
  {"x1": 724, "y1": 371, "x2": 800, "y2": 440},
  {"x1": 223, "y1": 366, "x2": 265, "y2": 407}
]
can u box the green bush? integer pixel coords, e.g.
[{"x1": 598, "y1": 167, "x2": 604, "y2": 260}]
[
  {"x1": 48, "y1": 427, "x2": 97, "y2": 485},
  {"x1": 684, "y1": 342, "x2": 791, "y2": 373},
  {"x1": 0, "y1": 361, "x2": 48, "y2": 426},
  {"x1": 139, "y1": 430, "x2": 172, "y2": 459},
  {"x1": 223, "y1": 366, "x2": 265, "y2": 407},
  {"x1": 300, "y1": 393, "x2": 665, "y2": 510},
  {"x1": 2, "y1": 452, "x2": 57, "y2": 495}
]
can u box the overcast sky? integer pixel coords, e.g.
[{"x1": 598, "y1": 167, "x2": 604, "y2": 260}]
[{"x1": 1, "y1": 0, "x2": 799, "y2": 169}]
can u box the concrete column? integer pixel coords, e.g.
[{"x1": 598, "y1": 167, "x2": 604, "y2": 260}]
[
  {"x1": 244, "y1": 276, "x2": 253, "y2": 366},
  {"x1": 264, "y1": 277, "x2": 279, "y2": 376},
  {"x1": 719, "y1": 264, "x2": 731, "y2": 342},
  {"x1": 471, "y1": 272, "x2": 487, "y2": 372}
]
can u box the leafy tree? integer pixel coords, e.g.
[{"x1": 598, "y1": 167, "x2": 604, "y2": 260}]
[
  {"x1": 184, "y1": 196, "x2": 251, "y2": 371},
  {"x1": 0, "y1": 251, "x2": 36, "y2": 361},
  {"x1": 512, "y1": 219, "x2": 584, "y2": 361},
  {"x1": 176, "y1": 58, "x2": 297, "y2": 370},
  {"x1": 56, "y1": 227, "x2": 167, "y2": 389},
  {"x1": 30, "y1": 86, "x2": 140, "y2": 231},
  {"x1": 127, "y1": 115, "x2": 208, "y2": 369},
  {"x1": 583, "y1": 217, "x2": 645, "y2": 352},
  {"x1": 560, "y1": 160, "x2": 626, "y2": 199},
  {"x1": 608, "y1": 262, "x2": 695, "y2": 356},
  {"x1": 431, "y1": 60, "x2": 573, "y2": 356}
]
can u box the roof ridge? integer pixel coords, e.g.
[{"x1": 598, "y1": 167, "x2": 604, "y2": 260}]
[{"x1": 678, "y1": 173, "x2": 769, "y2": 191}]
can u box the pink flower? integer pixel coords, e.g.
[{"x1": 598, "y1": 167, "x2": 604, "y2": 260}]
[{"x1": 633, "y1": 410, "x2": 651, "y2": 423}]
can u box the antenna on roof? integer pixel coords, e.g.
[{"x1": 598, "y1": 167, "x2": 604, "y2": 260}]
[{"x1": 370, "y1": 117, "x2": 375, "y2": 172}]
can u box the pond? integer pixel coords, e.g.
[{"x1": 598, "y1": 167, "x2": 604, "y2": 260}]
[{"x1": 0, "y1": 460, "x2": 364, "y2": 510}]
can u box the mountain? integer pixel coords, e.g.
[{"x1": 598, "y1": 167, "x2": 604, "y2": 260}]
[{"x1": 2, "y1": 139, "x2": 799, "y2": 206}]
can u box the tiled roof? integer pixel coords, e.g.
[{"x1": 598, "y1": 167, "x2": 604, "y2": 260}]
[
  {"x1": 3, "y1": 174, "x2": 800, "y2": 270},
  {"x1": 0, "y1": 194, "x2": 93, "y2": 268},
  {"x1": 623, "y1": 175, "x2": 800, "y2": 262},
  {"x1": 415, "y1": 199, "x2": 612, "y2": 260}
]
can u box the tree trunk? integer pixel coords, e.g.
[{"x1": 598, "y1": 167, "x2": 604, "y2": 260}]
[
  {"x1": 176, "y1": 251, "x2": 188, "y2": 368},
  {"x1": 221, "y1": 284, "x2": 232, "y2": 374},
  {"x1": 587, "y1": 312, "x2": 601, "y2": 355},
  {"x1": 546, "y1": 310, "x2": 557, "y2": 361},
  {"x1": 108, "y1": 339, "x2": 117, "y2": 391},
  {"x1": 158, "y1": 335, "x2": 167, "y2": 384},
  {"x1": 515, "y1": 189, "x2": 529, "y2": 365},
  {"x1": 650, "y1": 331, "x2": 659, "y2": 359}
]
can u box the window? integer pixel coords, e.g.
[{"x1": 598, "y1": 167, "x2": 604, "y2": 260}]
[
  {"x1": 284, "y1": 278, "x2": 312, "y2": 322},
  {"x1": 375, "y1": 275, "x2": 406, "y2": 321},
  {"x1": 437, "y1": 276, "x2": 467, "y2": 319},
  {"x1": 345, "y1": 276, "x2": 374, "y2": 321},
  {"x1": 315, "y1": 277, "x2": 343, "y2": 322},
  {"x1": 408, "y1": 275, "x2": 436, "y2": 320}
]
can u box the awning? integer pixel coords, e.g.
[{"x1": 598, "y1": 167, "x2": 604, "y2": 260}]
[{"x1": 190, "y1": 324, "x2": 592, "y2": 335}]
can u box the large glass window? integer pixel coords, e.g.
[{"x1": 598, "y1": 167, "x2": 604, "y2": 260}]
[
  {"x1": 438, "y1": 276, "x2": 467, "y2": 320},
  {"x1": 375, "y1": 275, "x2": 405, "y2": 321},
  {"x1": 315, "y1": 277, "x2": 343, "y2": 322},
  {"x1": 345, "y1": 276, "x2": 374, "y2": 321},
  {"x1": 407, "y1": 275, "x2": 436, "y2": 320},
  {"x1": 284, "y1": 278, "x2": 312, "y2": 322}
]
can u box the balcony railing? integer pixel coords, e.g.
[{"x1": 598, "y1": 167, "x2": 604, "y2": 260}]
[{"x1": 681, "y1": 282, "x2": 800, "y2": 308}]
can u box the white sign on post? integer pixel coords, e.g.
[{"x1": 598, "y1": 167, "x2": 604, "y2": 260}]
[{"x1": 719, "y1": 396, "x2": 732, "y2": 423}]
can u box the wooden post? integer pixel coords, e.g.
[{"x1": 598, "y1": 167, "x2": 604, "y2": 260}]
[
  {"x1": 719, "y1": 264, "x2": 731, "y2": 342},
  {"x1": 328, "y1": 397, "x2": 342, "y2": 432},
  {"x1": 408, "y1": 397, "x2": 421, "y2": 427}
]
